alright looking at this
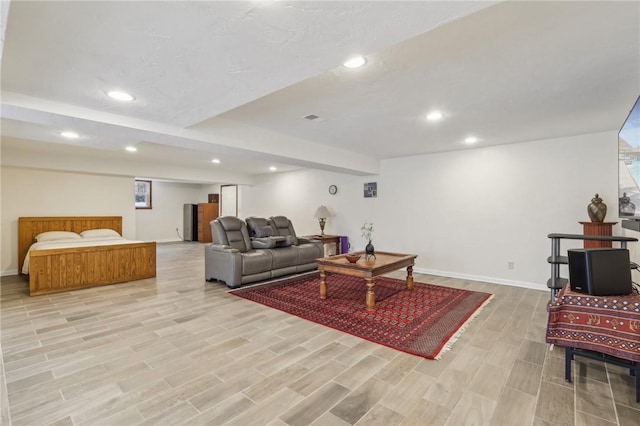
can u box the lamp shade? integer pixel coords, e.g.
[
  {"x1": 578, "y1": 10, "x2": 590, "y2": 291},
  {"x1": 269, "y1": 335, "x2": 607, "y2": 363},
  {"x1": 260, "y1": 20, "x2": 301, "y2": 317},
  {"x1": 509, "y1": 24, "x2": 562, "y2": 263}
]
[{"x1": 314, "y1": 205, "x2": 331, "y2": 219}]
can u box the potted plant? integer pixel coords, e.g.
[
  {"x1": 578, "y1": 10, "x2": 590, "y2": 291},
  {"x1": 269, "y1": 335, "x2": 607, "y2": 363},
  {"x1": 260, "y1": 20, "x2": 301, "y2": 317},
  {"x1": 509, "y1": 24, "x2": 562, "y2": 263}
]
[{"x1": 360, "y1": 222, "x2": 375, "y2": 258}]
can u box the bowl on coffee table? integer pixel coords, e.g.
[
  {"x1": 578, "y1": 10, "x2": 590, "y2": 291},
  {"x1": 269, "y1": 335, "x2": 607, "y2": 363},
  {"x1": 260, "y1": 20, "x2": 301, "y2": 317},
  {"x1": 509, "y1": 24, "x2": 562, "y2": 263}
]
[{"x1": 345, "y1": 253, "x2": 361, "y2": 263}]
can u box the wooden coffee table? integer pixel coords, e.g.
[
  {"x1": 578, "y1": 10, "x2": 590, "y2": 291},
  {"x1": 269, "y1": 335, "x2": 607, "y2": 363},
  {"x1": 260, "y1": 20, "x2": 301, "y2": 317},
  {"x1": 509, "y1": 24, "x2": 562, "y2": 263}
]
[{"x1": 315, "y1": 251, "x2": 417, "y2": 311}]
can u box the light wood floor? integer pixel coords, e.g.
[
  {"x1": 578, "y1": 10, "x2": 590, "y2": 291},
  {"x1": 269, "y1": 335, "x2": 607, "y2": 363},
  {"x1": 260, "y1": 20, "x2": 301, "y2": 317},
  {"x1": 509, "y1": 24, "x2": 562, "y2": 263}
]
[{"x1": 1, "y1": 242, "x2": 638, "y2": 426}]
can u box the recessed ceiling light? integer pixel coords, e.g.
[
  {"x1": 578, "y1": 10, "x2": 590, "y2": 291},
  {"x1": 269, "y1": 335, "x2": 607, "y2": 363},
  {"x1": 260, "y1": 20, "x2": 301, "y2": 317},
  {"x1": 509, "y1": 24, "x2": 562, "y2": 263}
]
[
  {"x1": 343, "y1": 56, "x2": 366, "y2": 69},
  {"x1": 269, "y1": 166, "x2": 277, "y2": 172},
  {"x1": 107, "y1": 90, "x2": 135, "y2": 102},
  {"x1": 464, "y1": 136, "x2": 478, "y2": 144},
  {"x1": 125, "y1": 146, "x2": 137, "y2": 152},
  {"x1": 426, "y1": 111, "x2": 444, "y2": 121},
  {"x1": 211, "y1": 158, "x2": 221, "y2": 164},
  {"x1": 60, "y1": 131, "x2": 79, "y2": 139}
]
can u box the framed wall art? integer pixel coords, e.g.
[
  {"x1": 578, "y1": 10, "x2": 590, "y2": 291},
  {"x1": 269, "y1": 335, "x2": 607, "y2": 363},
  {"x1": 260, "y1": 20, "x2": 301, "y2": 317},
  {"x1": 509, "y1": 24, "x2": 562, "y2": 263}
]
[{"x1": 364, "y1": 182, "x2": 377, "y2": 198}]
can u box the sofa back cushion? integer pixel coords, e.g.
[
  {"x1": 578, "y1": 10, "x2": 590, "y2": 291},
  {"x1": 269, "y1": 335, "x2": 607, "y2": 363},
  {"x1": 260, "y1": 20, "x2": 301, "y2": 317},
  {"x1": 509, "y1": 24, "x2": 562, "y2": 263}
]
[
  {"x1": 254, "y1": 226, "x2": 275, "y2": 237},
  {"x1": 268, "y1": 216, "x2": 298, "y2": 246},
  {"x1": 245, "y1": 217, "x2": 276, "y2": 238},
  {"x1": 212, "y1": 216, "x2": 252, "y2": 252}
]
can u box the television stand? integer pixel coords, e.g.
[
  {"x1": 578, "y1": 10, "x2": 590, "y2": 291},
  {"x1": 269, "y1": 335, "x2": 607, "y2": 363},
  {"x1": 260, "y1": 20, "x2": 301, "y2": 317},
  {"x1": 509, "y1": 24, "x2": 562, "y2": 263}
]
[{"x1": 546, "y1": 233, "x2": 638, "y2": 302}]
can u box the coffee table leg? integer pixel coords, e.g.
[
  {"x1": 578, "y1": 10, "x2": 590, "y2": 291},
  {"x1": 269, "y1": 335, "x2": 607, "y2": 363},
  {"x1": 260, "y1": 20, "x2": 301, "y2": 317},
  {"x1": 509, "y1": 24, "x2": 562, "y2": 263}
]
[
  {"x1": 320, "y1": 270, "x2": 327, "y2": 299},
  {"x1": 406, "y1": 265, "x2": 414, "y2": 290},
  {"x1": 366, "y1": 278, "x2": 376, "y2": 311}
]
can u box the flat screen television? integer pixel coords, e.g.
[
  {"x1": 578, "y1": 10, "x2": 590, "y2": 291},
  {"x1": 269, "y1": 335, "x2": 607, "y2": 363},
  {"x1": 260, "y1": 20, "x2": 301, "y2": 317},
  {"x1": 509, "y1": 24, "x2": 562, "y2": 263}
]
[{"x1": 618, "y1": 95, "x2": 640, "y2": 218}]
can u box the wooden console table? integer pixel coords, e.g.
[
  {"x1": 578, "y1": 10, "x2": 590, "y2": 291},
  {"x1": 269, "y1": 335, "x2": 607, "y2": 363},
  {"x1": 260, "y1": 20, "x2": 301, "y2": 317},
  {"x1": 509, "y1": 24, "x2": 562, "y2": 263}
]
[
  {"x1": 578, "y1": 221, "x2": 617, "y2": 248},
  {"x1": 305, "y1": 234, "x2": 341, "y2": 256},
  {"x1": 546, "y1": 284, "x2": 640, "y2": 402}
]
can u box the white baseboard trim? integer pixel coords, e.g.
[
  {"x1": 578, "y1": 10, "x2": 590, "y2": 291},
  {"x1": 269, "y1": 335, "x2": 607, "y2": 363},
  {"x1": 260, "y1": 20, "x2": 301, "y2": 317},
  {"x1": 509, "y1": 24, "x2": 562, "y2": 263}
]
[
  {"x1": 413, "y1": 267, "x2": 546, "y2": 292},
  {"x1": 1, "y1": 269, "x2": 19, "y2": 277},
  {"x1": 155, "y1": 238, "x2": 184, "y2": 243}
]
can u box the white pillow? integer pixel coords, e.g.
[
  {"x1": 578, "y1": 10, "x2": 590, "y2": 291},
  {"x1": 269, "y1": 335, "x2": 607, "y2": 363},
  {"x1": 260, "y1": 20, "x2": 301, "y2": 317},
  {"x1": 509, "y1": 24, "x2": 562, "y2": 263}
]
[
  {"x1": 35, "y1": 231, "x2": 82, "y2": 242},
  {"x1": 80, "y1": 229, "x2": 121, "y2": 238}
]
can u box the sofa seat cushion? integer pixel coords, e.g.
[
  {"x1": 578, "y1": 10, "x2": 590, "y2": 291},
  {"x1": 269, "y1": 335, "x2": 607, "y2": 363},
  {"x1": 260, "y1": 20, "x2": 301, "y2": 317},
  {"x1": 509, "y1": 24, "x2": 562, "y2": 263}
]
[
  {"x1": 296, "y1": 243, "x2": 323, "y2": 264},
  {"x1": 268, "y1": 247, "x2": 298, "y2": 269},
  {"x1": 241, "y1": 250, "x2": 272, "y2": 275}
]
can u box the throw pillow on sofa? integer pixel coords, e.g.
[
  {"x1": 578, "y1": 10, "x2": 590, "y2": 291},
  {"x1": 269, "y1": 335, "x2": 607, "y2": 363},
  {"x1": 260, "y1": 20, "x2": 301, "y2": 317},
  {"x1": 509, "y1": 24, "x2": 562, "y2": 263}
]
[{"x1": 254, "y1": 225, "x2": 275, "y2": 238}]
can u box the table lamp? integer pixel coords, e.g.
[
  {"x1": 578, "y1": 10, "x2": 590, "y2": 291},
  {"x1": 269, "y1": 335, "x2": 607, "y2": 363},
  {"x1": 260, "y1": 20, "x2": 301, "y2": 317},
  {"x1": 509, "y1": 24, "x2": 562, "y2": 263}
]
[{"x1": 314, "y1": 205, "x2": 331, "y2": 235}]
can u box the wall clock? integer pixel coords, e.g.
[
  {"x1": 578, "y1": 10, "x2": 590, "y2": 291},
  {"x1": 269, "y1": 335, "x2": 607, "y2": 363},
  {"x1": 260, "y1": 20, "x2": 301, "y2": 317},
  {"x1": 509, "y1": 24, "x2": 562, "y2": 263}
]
[{"x1": 328, "y1": 185, "x2": 338, "y2": 195}]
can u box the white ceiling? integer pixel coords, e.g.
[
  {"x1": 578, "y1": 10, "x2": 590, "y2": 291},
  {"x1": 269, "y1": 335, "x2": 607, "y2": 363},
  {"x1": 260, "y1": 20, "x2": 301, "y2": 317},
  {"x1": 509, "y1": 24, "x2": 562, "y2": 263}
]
[{"x1": 1, "y1": 1, "x2": 639, "y2": 181}]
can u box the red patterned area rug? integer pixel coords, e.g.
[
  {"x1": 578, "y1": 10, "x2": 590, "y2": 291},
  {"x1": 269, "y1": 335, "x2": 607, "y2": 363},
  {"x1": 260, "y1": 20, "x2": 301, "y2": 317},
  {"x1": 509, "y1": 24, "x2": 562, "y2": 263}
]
[{"x1": 229, "y1": 272, "x2": 493, "y2": 359}]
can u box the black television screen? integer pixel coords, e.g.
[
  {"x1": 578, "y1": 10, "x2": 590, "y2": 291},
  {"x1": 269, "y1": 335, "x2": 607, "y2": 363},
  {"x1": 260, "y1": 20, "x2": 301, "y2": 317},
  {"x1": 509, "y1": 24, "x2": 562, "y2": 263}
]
[{"x1": 618, "y1": 95, "x2": 640, "y2": 218}]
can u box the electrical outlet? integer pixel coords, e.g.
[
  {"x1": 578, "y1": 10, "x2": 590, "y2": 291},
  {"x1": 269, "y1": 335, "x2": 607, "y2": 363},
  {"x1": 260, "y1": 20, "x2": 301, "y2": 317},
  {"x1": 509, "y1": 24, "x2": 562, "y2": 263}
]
[{"x1": 508, "y1": 261, "x2": 514, "y2": 270}]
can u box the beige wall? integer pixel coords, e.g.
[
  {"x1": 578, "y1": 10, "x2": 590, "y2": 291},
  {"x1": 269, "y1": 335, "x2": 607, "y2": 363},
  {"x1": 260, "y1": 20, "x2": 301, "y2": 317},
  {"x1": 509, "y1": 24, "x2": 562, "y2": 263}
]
[
  {"x1": 1, "y1": 167, "x2": 135, "y2": 275},
  {"x1": 0, "y1": 168, "x2": 223, "y2": 275},
  {"x1": 134, "y1": 181, "x2": 219, "y2": 242}
]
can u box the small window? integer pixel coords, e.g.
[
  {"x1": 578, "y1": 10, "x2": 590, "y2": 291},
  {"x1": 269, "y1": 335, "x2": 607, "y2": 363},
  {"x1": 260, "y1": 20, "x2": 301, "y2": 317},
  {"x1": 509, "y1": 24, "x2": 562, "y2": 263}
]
[{"x1": 135, "y1": 180, "x2": 152, "y2": 209}]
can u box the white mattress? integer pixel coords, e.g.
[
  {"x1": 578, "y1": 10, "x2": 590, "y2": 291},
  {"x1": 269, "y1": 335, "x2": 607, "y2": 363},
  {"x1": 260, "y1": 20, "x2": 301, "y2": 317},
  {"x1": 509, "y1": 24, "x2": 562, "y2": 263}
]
[{"x1": 22, "y1": 236, "x2": 144, "y2": 274}]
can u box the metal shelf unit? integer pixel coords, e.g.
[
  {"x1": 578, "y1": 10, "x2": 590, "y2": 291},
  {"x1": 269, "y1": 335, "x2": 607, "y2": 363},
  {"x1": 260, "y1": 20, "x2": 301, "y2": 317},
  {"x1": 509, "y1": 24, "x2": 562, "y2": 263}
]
[{"x1": 546, "y1": 233, "x2": 638, "y2": 301}]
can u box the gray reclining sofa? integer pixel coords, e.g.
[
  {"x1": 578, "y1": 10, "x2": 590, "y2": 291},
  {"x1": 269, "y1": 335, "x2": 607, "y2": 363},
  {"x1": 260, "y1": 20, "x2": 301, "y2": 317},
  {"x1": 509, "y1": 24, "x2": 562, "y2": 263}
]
[{"x1": 204, "y1": 216, "x2": 323, "y2": 288}]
